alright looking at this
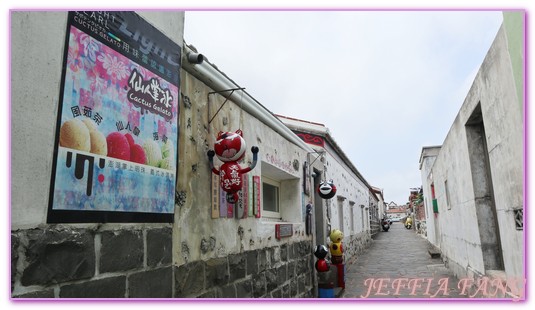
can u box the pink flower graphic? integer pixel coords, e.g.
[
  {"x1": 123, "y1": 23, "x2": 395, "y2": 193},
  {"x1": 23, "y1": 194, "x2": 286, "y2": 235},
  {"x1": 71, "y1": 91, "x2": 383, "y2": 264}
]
[
  {"x1": 97, "y1": 53, "x2": 130, "y2": 82},
  {"x1": 67, "y1": 32, "x2": 83, "y2": 73},
  {"x1": 89, "y1": 74, "x2": 108, "y2": 93},
  {"x1": 79, "y1": 33, "x2": 100, "y2": 63},
  {"x1": 79, "y1": 88, "x2": 93, "y2": 108}
]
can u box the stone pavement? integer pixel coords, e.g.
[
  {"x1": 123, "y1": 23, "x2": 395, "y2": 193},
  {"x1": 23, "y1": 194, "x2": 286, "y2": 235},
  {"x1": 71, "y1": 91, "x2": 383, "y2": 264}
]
[{"x1": 341, "y1": 223, "x2": 468, "y2": 299}]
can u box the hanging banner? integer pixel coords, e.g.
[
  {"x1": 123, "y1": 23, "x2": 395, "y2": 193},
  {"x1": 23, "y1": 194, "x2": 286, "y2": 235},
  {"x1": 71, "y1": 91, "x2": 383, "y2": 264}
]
[
  {"x1": 211, "y1": 174, "x2": 220, "y2": 219},
  {"x1": 236, "y1": 176, "x2": 248, "y2": 219},
  {"x1": 47, "y1": 11, "x2": 181, "y2": 223},
  {"x1": 253, "y1": 176, "x2": 261, "y2": 218},
  {"x1": 248, "y1": 174, "x2": 254, "y2": 217},
  {"x1": 220, "y1": 188, "x2": 228, "y2": 218}
]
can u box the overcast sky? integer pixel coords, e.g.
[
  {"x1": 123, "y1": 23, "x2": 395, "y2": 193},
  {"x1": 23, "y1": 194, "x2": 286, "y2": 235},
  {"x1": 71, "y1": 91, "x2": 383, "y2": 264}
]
[
  {"x1": 0, "y1": 2, "x2": 529, "y2": 309},
  {"x1": 184, "y1": 10, "x2": 503, "y2": 204}
]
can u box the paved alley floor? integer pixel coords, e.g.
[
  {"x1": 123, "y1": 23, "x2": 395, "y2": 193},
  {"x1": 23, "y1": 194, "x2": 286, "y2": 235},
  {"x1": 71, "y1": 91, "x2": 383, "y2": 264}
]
[{"x1": 341, "y1": 223, "x2": 467, "y2": 299}]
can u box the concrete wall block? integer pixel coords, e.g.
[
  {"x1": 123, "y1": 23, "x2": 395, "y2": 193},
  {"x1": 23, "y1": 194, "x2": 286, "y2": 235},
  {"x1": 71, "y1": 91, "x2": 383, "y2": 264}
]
[
  {"x1": 252, "y1": 272, "x2": 267, "y2": 298},
  {"x1": 235, "y1": 279, "x2": 253, "y2": 298},
  {"x1": 128, "y1": 267, "x2": 173, "y2": 298},
  {"x1": 265, "y1": 267, "x2": 281, "y2": 292},
  {"x1": 205, "y1": 257, "x2": 229, "y2": 287},
  {"x1": 60, "y1": 276, "x2": 126, "y2": 298},
  {"x1": 280, "y1": 244, "x2": 288, "y2": 262},
  {"x1": 295, "y1": 257, "x2": 310, "y2": 276},
  {"x1": 21, "y1": 228, "x2": 95, "y2": 286},
  {"x1": 290, "y1": 279, "x2": 298, "y2": 297},
  {"x1": 146, "y1": 227, "x2": 172, "y2": 268},
  {"x1": 277, "y1": 264, "x2": 288, "y2": 284},
  {"x1": 288, "y1": 243, "x2": 298, "y2": 260},
  {"x1": 218, "y1": 283, "x2": 236, "y2": 298},
  {"x1": 228, "y1": 253, "x2": 246, "y2": 282},
  {"x1": 12, "y1": 289, "x2": 55, "y2": 298},
  {"x1": 282, "y1": 283, "x2": 291, "y2": 298},
  {"x1": 199, "y1": 290, "x2": 217, "y2": 298},
  {"x1": 302, "y1": 288, "x2": 314, "y2": 298},
  {"x1": 264, "y1": 264, "x2": 288, "y2": 294},
  {"x1": 100, "y1": 230, "x2": 143, "y2": 273},
  {"x1": 297, "y1": 241, "x2": 312, "y2": 258},
  {"x1": 258, "y1": 248, "x2": 268, "y2": 272},
  {"x1": 297, "y1": 274, "x2": 306, "y2": 295},
  {"x1": 11, "y1": 233, "x2": 20, "y2": 292},
  {"x1": 246, "y1": 250, "x2": 258, "y2": 275},
  {"x1": 174, "y1": 261, "x2": 204, "y2": 297},
  {"x1": 305, "y1": 270, "x2": 313, "y2": 287},
  {"x1": 270, "y1": 288, "x2": 282, "y2": 298},
  {"x1": 270, "y1": 246, "x2": 281, "y2": 266},
  {"x1": 287, "y1": 260, "x2": 297, "y2": 278}
]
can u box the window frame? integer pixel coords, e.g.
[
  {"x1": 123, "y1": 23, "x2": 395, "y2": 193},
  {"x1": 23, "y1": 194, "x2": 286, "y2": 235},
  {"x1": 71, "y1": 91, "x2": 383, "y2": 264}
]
[
  {"x1": 444, "y1": 179, "x2": 451, "y2": 210},
  {"x1": 262, "y1": 176, "x2": 281, "y2": 219}
]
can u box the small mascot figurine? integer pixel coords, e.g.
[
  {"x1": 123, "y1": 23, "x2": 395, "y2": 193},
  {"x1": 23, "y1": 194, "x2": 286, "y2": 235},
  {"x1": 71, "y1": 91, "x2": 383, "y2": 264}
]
[
  {"x1": 207, "y1": 129, "x2": 259, "y2": 203},
  {"x1": 314, "y1": 244, "x2": 335, "y2": 297},
  {"x1": 314, "y1": 245, "x2": 330, "y2": 272},
  {"x1": 318, "y1": 179, "x2": 337, "y2": 199},
  {"x1": 329, "y1": 229, "x2": 344, "y2": 265}
]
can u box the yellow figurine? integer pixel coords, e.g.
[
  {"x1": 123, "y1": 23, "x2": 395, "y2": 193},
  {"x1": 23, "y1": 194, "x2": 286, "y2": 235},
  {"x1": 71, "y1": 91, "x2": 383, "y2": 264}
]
[
  {"x1": 329, "y1": 229, "x2": 344, "y2": 264},
  {"x1": 405, "y1": 216, "x2": 413, "y2": 229}
]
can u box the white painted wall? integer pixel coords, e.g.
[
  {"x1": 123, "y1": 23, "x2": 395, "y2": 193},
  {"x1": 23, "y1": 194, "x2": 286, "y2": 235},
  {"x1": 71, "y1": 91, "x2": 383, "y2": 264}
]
[
  {"x1": 276, "y1": 117, "x2": 376, "y2": 254},
  {"x1": 176, "y1": 70, "x2": 313, "y2": 264},
  {"x1": 423, "y1": 19, "x2": 523, "y2": 280},
  {"x1": 419, "y1": 147, "x2": 440, "y2": 246}
]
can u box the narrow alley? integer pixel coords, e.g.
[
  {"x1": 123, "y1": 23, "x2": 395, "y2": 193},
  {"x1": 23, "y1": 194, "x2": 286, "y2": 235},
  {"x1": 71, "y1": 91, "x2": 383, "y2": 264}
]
[
  {"x1": 10, "y1": 11, "x2": 523, "y2": 300},
  {"x1": 341, "y1": 223, "x2": 467, "y2": 299}
]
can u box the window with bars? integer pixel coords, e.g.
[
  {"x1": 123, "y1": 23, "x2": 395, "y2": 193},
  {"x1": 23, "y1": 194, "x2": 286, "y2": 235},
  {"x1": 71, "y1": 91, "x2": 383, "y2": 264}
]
[{"x1": 514, "y1": 209, "x2": 523, "y2": 230}]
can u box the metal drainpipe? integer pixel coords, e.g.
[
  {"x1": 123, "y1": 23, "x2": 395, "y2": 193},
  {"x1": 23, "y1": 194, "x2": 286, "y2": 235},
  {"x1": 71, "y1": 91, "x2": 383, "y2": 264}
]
[{"x1": 182, "y1": 45, "x2": 315, "y2": 153}]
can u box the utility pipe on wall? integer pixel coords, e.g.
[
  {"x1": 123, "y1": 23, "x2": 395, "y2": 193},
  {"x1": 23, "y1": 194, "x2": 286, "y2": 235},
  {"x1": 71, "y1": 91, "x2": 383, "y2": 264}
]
[{"x1": 182, "y1": 44, "x2": 315, "y2": 154}]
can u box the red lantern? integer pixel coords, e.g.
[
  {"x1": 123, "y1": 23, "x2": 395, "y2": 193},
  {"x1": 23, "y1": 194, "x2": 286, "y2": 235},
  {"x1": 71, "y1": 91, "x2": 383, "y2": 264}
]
[{"x1": 207, "y1": 130, "x2": 259, "y2": 203}]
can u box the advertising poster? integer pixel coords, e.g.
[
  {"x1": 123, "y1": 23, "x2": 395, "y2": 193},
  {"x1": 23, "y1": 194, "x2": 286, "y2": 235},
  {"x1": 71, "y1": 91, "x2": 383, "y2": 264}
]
[{"x1": 47, "y1": 11, "x2": 180, "y2": 223}]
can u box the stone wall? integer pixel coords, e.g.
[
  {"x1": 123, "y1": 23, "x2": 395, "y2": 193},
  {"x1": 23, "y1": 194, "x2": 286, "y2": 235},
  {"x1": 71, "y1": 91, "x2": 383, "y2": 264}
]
[
  {"x1": 175, "y1": 240, "x2": 314, "y2": 298},
  {"x1": 12, "y1": 227, "x2": 314, "y2": 298},
  {"x1": 344, "y1": 231, "x2": 372, "y2": 262},
  {"x1": 420, "y1": 13, "x2": 524, "y2": 284},
  {"x1": 11, "y1": 226, "x2": 173, "y2": 298}
]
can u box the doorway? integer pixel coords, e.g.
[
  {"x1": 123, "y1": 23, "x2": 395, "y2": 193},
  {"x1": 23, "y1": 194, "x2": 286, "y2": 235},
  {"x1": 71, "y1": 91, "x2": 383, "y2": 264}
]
[
  {"x1": 465, "y1": 104, "x2": 504, "y2": 271},
  {"x1": 313, "y1": 168, "x2": 327, "y2": 245}
]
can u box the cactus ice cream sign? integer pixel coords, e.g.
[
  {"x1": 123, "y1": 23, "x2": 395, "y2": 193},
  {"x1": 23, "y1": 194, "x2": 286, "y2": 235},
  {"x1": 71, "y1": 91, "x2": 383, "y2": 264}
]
[
  {"x1": 127, "y1": 69, "x2": 174, "y2": 121},
  {"x1": 48, "y1": 11, "x2": 180, "y2": 223}
]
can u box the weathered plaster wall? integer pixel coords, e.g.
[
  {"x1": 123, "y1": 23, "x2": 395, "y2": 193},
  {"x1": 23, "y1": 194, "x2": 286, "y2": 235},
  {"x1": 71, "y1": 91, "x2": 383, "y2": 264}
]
[
  {"x1": 11, "y1": 12, "x2": 67, "y2": 228},
  {"x1": 419, "y1": 147, "x2": 440, "y2": 247},
  {"x1": 175, "y1": 69, "x2": 315, "y2": 297},
  {"x1": 276, "y1": 117, "x2": 375, "y2": 271},
  {"x1": 425, "y1": 18, "x2": 523, "y2": 283},
  {"x1": 325, "y1": 150, "x2": 373, "y2": 247}
]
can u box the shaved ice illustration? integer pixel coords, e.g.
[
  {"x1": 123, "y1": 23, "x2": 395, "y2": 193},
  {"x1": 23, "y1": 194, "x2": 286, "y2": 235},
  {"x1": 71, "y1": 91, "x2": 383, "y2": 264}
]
[
  {"x1": 81, "y1": 118, "x2": 97, "y2": 132},
  {"x1": 59, "y1": 118, "x2": 91, "y2": 152},
  {"x1": 124, "y1": 132, "x2": 135, "y2": 147},
  {"x1": 143, "y1": 139, "x2": 162, "y2": 167},
  {"x1": 160, "y1": 139, "x2": 175, "y2": 170},
  {"x1": 82, "y1": 118, "x2": 107, "y2": 156},
  {"x1": 107, "y1": 132, "x2": 131, "y2": 161},
  {"x1": 50, "y1": 21, "x2": 180, "y2": 216},
  {"x1": 130, "y1": 143, "x2": 147, "y2": 164},
  {"x1": 161, "y1": 139, "x2": 174, "y2": 159},
  {"x1": 159, "y1": 157, "x2": 175, "y2": 170}
]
